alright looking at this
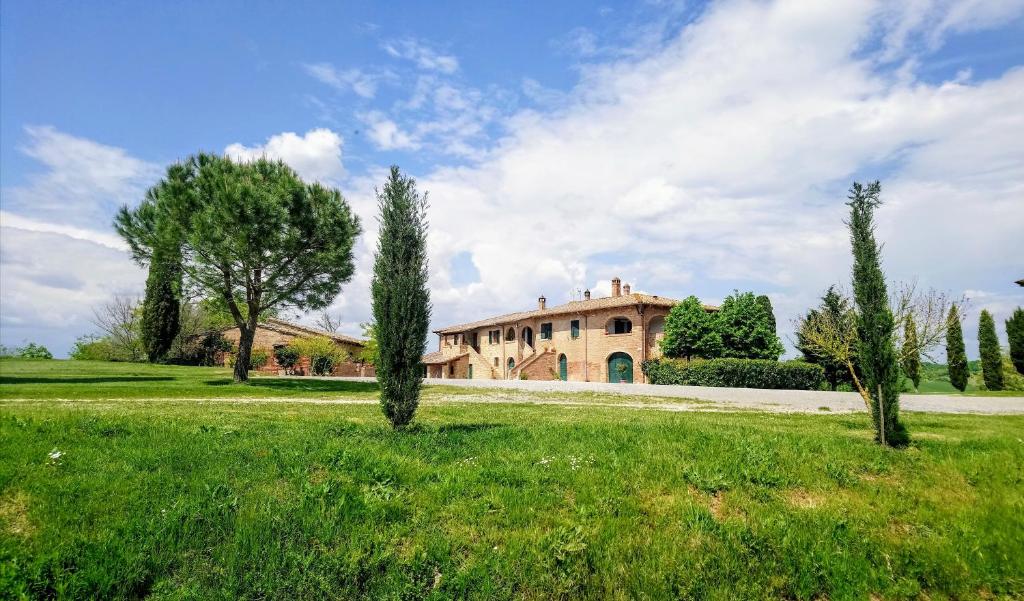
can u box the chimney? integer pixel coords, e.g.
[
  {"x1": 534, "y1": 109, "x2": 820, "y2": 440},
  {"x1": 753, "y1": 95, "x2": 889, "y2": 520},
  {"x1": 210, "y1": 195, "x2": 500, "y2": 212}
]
[
  {"x1": 611, "y1": 277, "x2": 621, "y2": 297},
  {"x1": 538, "y1": 295, "x2": 546, "y2": 310},
  {"x1": 623, "y1": 283, "x2": 631, "y2": 295},
  {"x1": 584, "y1": 289, "x2": 591, "y2": 300}
]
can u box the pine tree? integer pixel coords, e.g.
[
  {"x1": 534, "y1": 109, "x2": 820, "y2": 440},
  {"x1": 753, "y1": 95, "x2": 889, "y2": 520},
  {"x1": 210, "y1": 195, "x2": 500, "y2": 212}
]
[
  {"x1": 372, "y1": 166, "x2": 431, "y2": 429},
  {"x1": 901, "y1": 315, "x2": 921, "y2": 390},
  {"x1": 797, "y1": 286, "x2": 859, "y2": 390},
  {"x1": 946, "y1": 304, "x2": 968, "y2": 392},
  {"x1": 661, "y1": 296, "x2": 723, "y2": 360},
  {"x1": 117, "y1": 155, "x2": 360, "y2": 382},
  {"x1": 978, "y1": 309, "x2": 1003, "y2": 391},
  {"x1": 847, "y1": 181, "x2": 907, "y2": 447},
  {"x1": 1007, "y1": 307, "x2": 1024, "y2": 375}
]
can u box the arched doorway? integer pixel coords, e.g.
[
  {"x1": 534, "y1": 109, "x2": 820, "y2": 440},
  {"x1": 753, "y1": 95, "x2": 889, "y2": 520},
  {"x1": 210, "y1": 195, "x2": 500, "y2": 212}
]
[
  {"x1": 507, "y1": 357, "x2": 515, "y2": 373},
  {"x1": 558, "y1": 354, "x2": 568, "y2": 381},
  {"x1": 521, "y1": 326, "x2": 534, "y2": 347},
  {"x1": 607, "y1": 352, "x2": 633, "y2": 383}
]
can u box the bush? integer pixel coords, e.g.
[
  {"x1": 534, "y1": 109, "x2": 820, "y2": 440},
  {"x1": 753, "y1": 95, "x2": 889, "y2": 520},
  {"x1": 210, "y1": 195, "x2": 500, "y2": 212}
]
[
  {"x1": 274, "y1": 345, "x2": 301, "y2": 373},
  {"x1": 249, "y1": 349, "x2": 269, "y2": 370},
  {"x1": 70, "y1": 335, "x2": 120, "y2": 361},
  {"x1": 290, "y1": 336, "x2": 344, "y2": 376},
  {"x1": 14, "y1": 343, "x2": 54, "y2": 360},
  {"x1": 176, "y1": 332, "x2": 232, "y2": 366},
  {"x1": 642, "y1": 358, "x2": 824, "y2": 390}
]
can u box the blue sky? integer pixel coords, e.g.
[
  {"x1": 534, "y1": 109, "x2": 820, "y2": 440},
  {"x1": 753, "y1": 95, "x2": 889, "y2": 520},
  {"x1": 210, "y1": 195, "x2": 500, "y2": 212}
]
[{"x1": 2, "y1": 0, "x2": 1023, "y2": 358}]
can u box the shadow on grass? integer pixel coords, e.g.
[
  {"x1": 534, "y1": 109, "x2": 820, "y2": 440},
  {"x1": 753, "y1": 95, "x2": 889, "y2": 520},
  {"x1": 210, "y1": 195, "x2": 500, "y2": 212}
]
[
  {"x1": 203, "y1": 378, "x2": 380, "y2": 394},
  {"x1": 0, "y1": 376, "x2": 175, "y2": 384}
]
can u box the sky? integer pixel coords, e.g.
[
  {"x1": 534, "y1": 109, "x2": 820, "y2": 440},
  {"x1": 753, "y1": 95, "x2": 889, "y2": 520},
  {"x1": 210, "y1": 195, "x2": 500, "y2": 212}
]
[{"x1": 2, "y1": 0, "x2": 1023, "y2": 359}]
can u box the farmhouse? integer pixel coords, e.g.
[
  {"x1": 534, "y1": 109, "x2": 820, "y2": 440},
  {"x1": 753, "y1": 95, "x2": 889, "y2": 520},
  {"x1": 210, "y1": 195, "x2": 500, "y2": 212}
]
[
  {"x1": 220, "y1": 317, "x2": 374, "y2": 377},
  {"x1": 423, "y1": 278, "x2": 717, "y2": 383}
]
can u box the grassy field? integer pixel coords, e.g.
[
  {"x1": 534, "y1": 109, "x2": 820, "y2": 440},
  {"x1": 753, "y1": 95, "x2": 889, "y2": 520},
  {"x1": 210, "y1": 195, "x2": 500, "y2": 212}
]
[{"x1": 2, "y1": 360, "x2": 1023, "y2": 600}]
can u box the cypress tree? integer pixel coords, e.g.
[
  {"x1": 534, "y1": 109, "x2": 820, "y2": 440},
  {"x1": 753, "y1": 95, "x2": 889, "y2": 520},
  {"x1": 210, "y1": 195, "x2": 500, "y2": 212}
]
[
  {"x1": 1007, "y1": 307, "x2": 1024, "y2": 375},
  {"x1": 140, "y1": 243, "x2": 182, "y2": 362},
  {"x1": 978, "y1": 309, "x2": 1003, "y2": 391},
  {"x1": 901, "y1": 315, "x2": 921, "y2": 390},
  {"x1": 372, "y1": 166, "x2": 431, "y2": 429},
  {"x1": 946, "y1": 304, "x2": 968, "y2": 392},
  {"x1": 846, "y1": 181, "x2": 907, "y2": 447}
]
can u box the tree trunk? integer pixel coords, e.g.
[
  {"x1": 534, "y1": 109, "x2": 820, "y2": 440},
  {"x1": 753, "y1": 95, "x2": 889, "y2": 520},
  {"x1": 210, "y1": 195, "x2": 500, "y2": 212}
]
[{"x1": 234, "y1": 325, "x2": 255, "y2": 383}]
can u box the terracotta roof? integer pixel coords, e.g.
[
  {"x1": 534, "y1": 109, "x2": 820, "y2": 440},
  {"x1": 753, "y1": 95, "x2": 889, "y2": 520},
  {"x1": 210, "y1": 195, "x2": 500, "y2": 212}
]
[
  {"x1": 251, "y1": 317, "x2": 367, "y2": 347},
  {"x1": 434, "y1": 293, "x2": 717, "y2": 334},
  {"x1": 422, "y1": 350, "x2": 467, "y2": 364}
]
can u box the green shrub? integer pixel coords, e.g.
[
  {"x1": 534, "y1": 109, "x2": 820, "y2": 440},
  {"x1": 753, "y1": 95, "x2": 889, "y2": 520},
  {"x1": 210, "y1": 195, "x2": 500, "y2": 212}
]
[
  {"x1": 176, "y1": 332, "x2": 232, "y2": 366},
  {"x1": 291, "y1": 336, "x2": 343, "y2": 376},
  {"x1": 249, "y1": 349, "x2": 269, "y2": 370},
  {"x1": 273, "y1": 345, "x2": 301, "y2": 373},
  {"x1": 642, "y1": 358, "x2": 824, "y2": 390},
  {"x1": 14, "y1": 342, "x2": 53, "y2": 360},
  {"x1": 310, "y1": 355, "x2": 335, "y2": 376},
  {"x1": 70, "y1": 335, "x2": 120, "y2": 361}
]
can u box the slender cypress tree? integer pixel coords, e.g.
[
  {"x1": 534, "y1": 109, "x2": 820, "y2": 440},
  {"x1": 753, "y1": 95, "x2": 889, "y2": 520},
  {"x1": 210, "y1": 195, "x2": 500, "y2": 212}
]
[
  {"x1": 946, "y1": 304, "x2": 968, "y2": 392},
  {"x1": 372, "y1": 166, "x2": 431, "y2": 429},
  {"x1": 901, "y1": 315, "x2": 921, "y2": 390},
  {"x1": 846, "y1": 181, "x2": 907, "y2": 446},
  {"x1": 140, "y1": 243, "x2": 181, "y2": 361},
  {"x1": 978, "y1": 309, "x2": 1003, "y2": 391},
  {"x1": 1007, "y1": 307, "x2": 1024, "y2": 375}
]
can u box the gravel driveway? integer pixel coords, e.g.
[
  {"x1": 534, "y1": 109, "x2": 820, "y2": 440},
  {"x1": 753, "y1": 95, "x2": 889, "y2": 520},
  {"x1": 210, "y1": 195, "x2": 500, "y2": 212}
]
[{"x1": 324, "y1": 376, "x2": 1024, "y2": 415}]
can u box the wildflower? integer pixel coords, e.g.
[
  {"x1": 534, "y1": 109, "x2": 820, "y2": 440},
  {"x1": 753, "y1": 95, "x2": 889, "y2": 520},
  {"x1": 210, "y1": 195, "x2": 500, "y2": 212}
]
[{"x1": 47, "y1": 449, "x2": 63, "y2": 465}]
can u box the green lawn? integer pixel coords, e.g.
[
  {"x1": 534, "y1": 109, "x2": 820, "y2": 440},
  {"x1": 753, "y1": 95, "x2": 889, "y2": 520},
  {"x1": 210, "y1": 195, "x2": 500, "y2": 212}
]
[{"x1": 2, "y1": 360, "x2": 1023, "y2": 600}]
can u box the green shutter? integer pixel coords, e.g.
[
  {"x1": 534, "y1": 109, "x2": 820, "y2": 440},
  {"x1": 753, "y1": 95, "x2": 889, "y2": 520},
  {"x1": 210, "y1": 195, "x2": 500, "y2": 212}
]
[{"x1": 570, "y1": 320, "x2": 579, "y2": 338}]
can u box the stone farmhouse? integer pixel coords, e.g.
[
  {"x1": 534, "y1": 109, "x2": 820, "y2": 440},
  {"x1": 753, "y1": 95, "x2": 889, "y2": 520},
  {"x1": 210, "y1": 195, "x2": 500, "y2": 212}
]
[
  {"x1": 221, "y1": 317, "x2": 374, "y2": 377},
  {"x1": 423, "y1": 278, "x2": 717, "y2": 383}
]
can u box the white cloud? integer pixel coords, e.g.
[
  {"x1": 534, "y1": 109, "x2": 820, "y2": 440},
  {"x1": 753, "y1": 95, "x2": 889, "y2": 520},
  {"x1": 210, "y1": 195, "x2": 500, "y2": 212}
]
[
  {"x1": 225, "y1": 128, "x2": 345, "y2": 182},
  {"x1": 3, "y1": 125, "x2": 160, "y2": 228},
  {"x1": 358, "y1": 111, "x2": 420, "y2": 150},
  {"x1": 0, "y1": 211, "x2": 128, "y2": 251},
  {"x1": 383, "y1": 38, "x2": 459, "y2": 73},
  {"x1": 302, "y1": 63, "x2": 393, "y2": 98},
  {"x1": 358, "y1": 0, "x2": 1024, "y2": 357}
]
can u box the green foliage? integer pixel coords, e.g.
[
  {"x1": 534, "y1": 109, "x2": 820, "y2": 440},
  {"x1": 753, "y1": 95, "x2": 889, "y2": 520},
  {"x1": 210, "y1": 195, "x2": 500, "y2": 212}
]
[
  {"x1": 661, "y1": 296, "x2": 723, "y2": 359},
  {"x1": 176, "y1": 331, "x2": 232, "y2": 367},
  {"x1": 357, "y1": 322, "x2": 379, "y2": 366},
  {"x1": 716, "y1": 291, "x2": 785, "y2": 360},
  {"x1": 847, "y1": 181, "x2": 906, "y2": 447},
  {"x1": 290, "y1": 335, "x2": 345, "y2": 376},
  {"x1": 115, "y1": 154, "x2": 361, "y2": 383},
  {"x1": 273, "y1": 345, "x2": 301, "y2": 372},
  {"x1": 797, "y1": 286, "x2": 860, "y2": 390},
  {"x1": 10, "y1": 342, "x2": 54, "y2": 360},
  {"x1": 946, "y1": 304, "x2": 969, "y2": 392},
  {"x1": 372, "y1": 166, "x2": 431, "y2": 429},
  {"x1": 1007, "y1": 307, "x2": 1024, "y2": 375},
  {"x1": 642, "y1": 358, "x2": 824, "y2": 390},
  {"x1": 70, "y1": 335, "x2": 121, "y2": 361},
  {"x1": 249, "y1": 349, "x2": 269, "y2": 371},
  {"x1": 901, "y1": 315, "x2": 921, "y2": 389},
  {"x1": 140, "y1": 243, "x2": 182, "y2": 362},
  {"x1": 978, "y1": 310, "x2": 1004, "y2": 391}
]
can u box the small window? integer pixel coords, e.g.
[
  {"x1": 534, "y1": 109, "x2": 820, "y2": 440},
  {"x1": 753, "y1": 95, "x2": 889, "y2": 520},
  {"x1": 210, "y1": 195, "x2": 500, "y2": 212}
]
[
  {"x1": 506, "y1": 327, "x2": 515, "y2": 341},
  {"x1": 494, "y1": 357, "x2": 499, "y2": 367},
  {"x1": 540, "y1": 323, "x2": 552, "y2": 340},
  {"x1": 508, "y1": 357, "x2": 515, "y2": 370},
  {"x1": 570, "y1": 320, "x2": 580, "y2": 339},
  {"x1": 449, "y1": 364, "x2": 455, "y2": 375},
  {"x1": 608, "y1": 317, "x2": 632, "y2": 334}
]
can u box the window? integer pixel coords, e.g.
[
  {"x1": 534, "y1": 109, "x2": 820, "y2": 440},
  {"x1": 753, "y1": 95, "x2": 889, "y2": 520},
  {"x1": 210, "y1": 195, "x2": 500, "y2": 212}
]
[
  {"x1": 449, "y1": 364, "x2": 455, "y2": 375},
  {"x1": 607, "y1": 317, "x2": 632, "y2": 335},
  {"x1": 570, "y1": 320, "x2": 580, "y2": 339},
  {"x1": 494, "y1": 357, "x2": 499, "y2": 367},
  {"x1": 540, "y1": 322, "x2": 552, "y2": 340},
  {"x1": 506, "y1": 327, "x2": 515, "y2": 341},
  {"x1": 488, "y1": 329, "x2": 501, "y2": 344},
  {"x1": 508, "y1": 357, "x2": 515, "y2": 370}
]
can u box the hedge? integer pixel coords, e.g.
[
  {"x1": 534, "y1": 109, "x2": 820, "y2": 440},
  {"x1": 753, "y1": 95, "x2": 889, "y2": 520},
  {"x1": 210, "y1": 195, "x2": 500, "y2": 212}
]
[{"x1": 642, "y1": 358, "x2": 824, "y2": 390}]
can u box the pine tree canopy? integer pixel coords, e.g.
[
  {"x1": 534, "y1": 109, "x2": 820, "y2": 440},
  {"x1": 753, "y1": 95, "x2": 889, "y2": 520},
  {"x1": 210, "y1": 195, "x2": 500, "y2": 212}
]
[{"x1": 116, "y1": 154, "x2": 361, "y2": 382}]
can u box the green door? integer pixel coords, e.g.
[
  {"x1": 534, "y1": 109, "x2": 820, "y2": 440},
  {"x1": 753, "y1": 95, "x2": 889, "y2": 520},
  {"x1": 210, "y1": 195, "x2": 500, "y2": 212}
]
[
  {"x1": 558, "y1": 354, "x2": 567, "y2": 381},
  {"x1": 608, "y1": 353, "x2": 633, "y2": 383},
  {"x1": 468, "y1": 364, "x2": 473, "y2": 379}
]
